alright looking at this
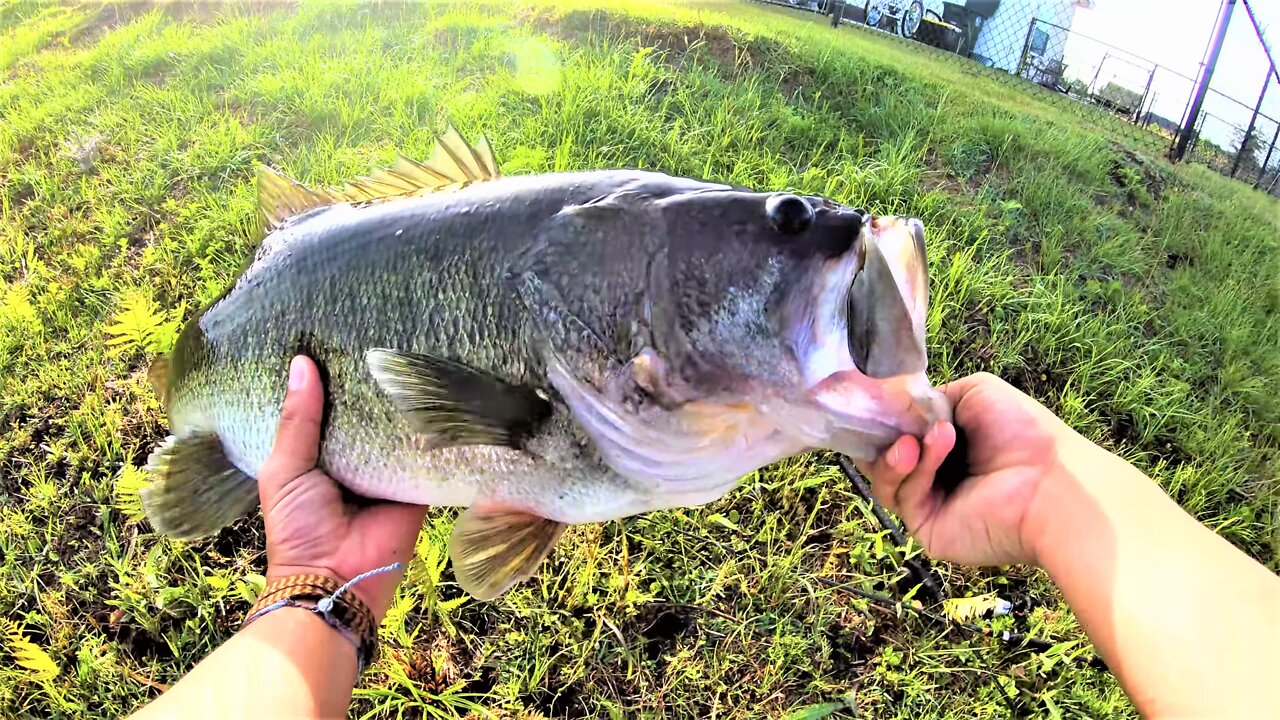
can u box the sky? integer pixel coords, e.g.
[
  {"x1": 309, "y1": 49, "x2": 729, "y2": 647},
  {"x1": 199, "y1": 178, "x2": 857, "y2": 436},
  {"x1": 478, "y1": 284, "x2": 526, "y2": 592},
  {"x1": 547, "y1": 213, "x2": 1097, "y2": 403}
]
[{"x1": 1062, "y1": 0, "x2": 1278, "y2": 153}]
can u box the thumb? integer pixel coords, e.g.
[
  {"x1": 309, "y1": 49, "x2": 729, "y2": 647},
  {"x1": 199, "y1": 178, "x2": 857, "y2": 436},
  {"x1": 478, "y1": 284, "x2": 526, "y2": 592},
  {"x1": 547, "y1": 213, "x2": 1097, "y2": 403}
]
[{"x1": 261, "y1": 356, "x2": 325, "y2": 486}]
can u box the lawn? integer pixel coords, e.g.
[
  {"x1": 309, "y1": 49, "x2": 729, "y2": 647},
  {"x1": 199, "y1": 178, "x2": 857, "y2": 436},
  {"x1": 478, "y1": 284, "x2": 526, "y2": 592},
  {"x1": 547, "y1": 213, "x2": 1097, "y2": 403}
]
[{"x1": 1, "y1": 0, "x2": 1277, "y2": 718}]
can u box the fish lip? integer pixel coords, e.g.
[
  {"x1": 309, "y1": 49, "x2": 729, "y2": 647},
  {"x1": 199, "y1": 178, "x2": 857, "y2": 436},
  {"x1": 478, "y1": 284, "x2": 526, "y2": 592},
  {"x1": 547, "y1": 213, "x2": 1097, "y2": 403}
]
[
  {"x1": 808, "y1": 368, "x2": 951, "y2": 457},
  {"x1": 792, "y1": 244, "x2": 863, "y2": 389},
  {"x1": 840, "y1": 226, "x2": 866, "y2": 372},
  {"x1": 908, "y1": 217, "x2": 925, "y2": 248}
]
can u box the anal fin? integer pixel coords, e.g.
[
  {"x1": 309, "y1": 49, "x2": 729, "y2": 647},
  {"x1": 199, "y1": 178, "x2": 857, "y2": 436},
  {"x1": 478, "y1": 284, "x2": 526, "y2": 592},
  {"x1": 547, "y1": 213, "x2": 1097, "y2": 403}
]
[
  {"x1": 141, "y1": 433, "x2": 259, "y2": 540},
  {"x1": 448, "y1": 508, "x2": 566, "y2": 600}
]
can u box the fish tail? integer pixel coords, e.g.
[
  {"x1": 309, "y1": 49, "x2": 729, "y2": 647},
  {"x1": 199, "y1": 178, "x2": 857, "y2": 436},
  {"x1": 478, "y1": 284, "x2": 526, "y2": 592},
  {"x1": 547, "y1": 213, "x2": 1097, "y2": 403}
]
[{"x1": 141, "y1": 433, "x2": 258, "y2": 539}]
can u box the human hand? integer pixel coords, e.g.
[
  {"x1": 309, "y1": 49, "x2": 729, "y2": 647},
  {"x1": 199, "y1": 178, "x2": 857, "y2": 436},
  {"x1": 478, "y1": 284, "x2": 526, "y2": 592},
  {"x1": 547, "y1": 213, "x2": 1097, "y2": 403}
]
[
  {"x1": 258, "y1": 355, "x2": 429, "y2": 620},
  {"x1": 861, "y1": 372, "x2": 1098, "y2": 567}
]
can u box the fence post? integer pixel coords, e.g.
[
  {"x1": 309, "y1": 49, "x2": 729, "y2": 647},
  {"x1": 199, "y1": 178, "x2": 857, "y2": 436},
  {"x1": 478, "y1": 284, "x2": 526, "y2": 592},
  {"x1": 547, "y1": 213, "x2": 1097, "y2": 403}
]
[
  {"x1": 1189, "y1": 111, "x2": 1209, "y2": 158},
  {"x1": 1088, "y1": 52, "x2": 1107, "y2": 95},
  {"x1": 1257, "y1": 123, "x2": 1280, "y2": 190},
  {"x1": 1017, "y1": 18, "x2": 1037, "y2": 78},
  {"x1": 1174, "y1": 0, "x2": 1237, "y2": 161},
  {"x1": 1230, "y1": 60, "x2": 1274, "y2": 177},
  {"x1": 1134, "y1": 66, "x2": 1157, "y2": 125}
]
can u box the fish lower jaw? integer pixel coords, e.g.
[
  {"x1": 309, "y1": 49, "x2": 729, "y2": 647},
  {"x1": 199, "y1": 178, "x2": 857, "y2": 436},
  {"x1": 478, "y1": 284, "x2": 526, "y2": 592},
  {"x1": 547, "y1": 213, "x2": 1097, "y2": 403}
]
[{"x1": 806, "y1": 369, "x2": 948, "y2": 457}]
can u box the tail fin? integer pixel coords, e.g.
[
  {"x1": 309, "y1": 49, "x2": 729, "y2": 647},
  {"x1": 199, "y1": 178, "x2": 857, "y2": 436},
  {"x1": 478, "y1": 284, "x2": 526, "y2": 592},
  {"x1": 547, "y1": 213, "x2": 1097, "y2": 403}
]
[{"x1": 141, "y1": 433, "x2": 258, "y2": 539}]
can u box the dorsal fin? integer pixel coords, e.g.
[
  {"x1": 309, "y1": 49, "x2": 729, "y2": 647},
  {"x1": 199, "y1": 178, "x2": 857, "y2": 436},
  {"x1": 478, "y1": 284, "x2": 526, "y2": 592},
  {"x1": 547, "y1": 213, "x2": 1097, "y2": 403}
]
[
  {"x1": 257, "y1": 165, "x2": 337, "y2": 233},
  {"x1": 335, "y1": 125, "x2": 500, "y2": 202},
  {"x1": 256, "y1": 125, "x2": 501, "y2": 232},
  {"x1": 430, "y1": 125, "x2": 498, "y2": 182}
]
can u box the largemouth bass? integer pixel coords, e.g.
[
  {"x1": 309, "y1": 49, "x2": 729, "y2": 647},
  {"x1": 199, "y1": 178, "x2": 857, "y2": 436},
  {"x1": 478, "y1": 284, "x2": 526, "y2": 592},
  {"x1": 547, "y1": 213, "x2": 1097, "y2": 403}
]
[{"x1": 143, "y1": 127, "x2": 951, "y2": 599}]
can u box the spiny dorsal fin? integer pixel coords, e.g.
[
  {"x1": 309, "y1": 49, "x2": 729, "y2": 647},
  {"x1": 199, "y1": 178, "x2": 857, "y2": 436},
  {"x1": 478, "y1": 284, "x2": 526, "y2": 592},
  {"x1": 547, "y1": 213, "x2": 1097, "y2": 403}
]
[
  {"x1": 336, "y1": 125, "x2": 499, "y2": 201},
  {"x1": 430, "y1": 125, "x2": 496, "y2": 183},
  {"x1": 257, "y1": 164, "x2": 337, "y2": 232},
  {"x1": 256, "y1": 125, "x2": 501, "y2": 232}
]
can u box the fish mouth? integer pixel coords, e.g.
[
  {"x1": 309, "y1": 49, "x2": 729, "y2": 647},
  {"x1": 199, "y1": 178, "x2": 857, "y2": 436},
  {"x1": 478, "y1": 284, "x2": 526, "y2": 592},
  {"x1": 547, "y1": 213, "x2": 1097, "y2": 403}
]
[
  {"x1": 791, "y1": 214, "x2": 949, "y2": 461},
  {"x1": 808, "y1": 367, "x2": 951, "y2": 458}
]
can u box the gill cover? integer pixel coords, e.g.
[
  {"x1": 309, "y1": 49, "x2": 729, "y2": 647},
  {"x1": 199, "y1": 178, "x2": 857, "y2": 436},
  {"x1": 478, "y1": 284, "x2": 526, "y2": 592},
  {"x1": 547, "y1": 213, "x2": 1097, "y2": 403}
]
[{"x1": 848, "y1": 218, "x2": 929, "y2": 378}]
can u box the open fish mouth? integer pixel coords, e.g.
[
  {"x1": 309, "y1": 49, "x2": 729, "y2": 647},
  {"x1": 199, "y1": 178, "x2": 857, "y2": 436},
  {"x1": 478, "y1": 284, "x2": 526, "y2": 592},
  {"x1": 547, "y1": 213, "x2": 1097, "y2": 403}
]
[{"x1": 791, "y1": 213, "x2": 950, "y2": 459}]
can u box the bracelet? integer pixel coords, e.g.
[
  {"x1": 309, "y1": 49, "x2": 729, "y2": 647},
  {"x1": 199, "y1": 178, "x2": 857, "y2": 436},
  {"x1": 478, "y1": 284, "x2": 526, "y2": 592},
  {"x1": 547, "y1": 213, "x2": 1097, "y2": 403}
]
[{"x1": 242, "y1": 563, "x2": 402, "y2": 675}]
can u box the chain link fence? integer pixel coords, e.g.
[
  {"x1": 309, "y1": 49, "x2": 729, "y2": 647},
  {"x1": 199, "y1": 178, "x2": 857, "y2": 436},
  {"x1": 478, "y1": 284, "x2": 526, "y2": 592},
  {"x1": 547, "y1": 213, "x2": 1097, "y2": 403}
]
[
  {"x1": 1187, "y1": 0, "x2": 1278, "y2": 193},
  {"x1": 750, "y1": 0, "x2": 1280, "y2": 196}
]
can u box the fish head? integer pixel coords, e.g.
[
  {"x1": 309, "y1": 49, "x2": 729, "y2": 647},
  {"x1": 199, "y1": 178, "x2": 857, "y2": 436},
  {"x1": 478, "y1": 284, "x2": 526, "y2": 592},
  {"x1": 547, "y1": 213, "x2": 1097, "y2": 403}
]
[{"x1": 649, "y1": 190, "x2": 950, "y2": 462}]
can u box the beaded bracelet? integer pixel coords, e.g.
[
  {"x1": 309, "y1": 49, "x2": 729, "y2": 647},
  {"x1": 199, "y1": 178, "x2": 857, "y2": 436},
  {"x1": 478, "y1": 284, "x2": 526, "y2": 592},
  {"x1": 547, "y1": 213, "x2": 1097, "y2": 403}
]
[{"x1": 242, "y1": 563, "x2": 401, "y2": 675}]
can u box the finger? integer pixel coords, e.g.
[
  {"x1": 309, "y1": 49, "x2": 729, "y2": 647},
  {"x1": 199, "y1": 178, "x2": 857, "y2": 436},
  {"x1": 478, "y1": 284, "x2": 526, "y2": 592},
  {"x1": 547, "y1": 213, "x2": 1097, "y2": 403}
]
[
  {"x1": 866, "y1": 435, "x2": 920, "y2": 513},
  {"x1": 261, "y1": 356, "x2": 325, "y2": 486},
  {"x1": 938, "y1": 372, "x2": 988, "y2": 411},
  {"x1": 894, "y1": 421, "x2": 956, "y2": 528}
]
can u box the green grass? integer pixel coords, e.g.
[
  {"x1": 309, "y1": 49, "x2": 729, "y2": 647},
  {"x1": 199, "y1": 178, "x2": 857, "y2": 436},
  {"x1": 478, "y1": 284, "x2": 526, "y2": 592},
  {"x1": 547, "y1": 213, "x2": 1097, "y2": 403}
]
[{"x1": 2, "y1": 0, "x2": 1277, "y2": 717}]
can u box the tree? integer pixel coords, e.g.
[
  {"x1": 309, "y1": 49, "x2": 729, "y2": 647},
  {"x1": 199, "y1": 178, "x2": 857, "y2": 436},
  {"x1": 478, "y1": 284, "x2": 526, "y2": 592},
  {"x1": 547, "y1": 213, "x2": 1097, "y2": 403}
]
[{"x1": 1231, "y1": 125, "x2": 1266, "y2": 177}]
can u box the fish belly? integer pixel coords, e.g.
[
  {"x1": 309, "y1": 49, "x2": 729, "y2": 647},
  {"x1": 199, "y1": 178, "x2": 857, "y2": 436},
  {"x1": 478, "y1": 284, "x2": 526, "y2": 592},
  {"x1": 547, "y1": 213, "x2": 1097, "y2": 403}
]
[
  {"x1": 199, "y1": 394, "x2": 656, "y2": 525},
  {"x1": 323, "y1": 438, "x2": 656, "y2": 524}
]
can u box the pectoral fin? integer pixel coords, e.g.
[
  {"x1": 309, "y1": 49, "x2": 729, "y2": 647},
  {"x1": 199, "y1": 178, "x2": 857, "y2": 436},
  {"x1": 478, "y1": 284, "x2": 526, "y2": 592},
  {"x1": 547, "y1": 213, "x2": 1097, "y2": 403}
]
[
  {"x1": 448, "y1": 508, "x2": 566, "y2": 600},
  {"x1": 366, "y1": 348, "x2": 551, "y2": 446},
  {"x1": 148, "y1": 355, "x2": 170, "y2": 409}
]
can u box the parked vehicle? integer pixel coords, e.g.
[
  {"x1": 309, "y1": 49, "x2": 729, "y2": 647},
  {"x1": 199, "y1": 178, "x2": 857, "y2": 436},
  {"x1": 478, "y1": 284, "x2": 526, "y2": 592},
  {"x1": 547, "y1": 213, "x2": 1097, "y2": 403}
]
[{"x1": 863, "y1": 0, "x2": 944, "y2": 40}]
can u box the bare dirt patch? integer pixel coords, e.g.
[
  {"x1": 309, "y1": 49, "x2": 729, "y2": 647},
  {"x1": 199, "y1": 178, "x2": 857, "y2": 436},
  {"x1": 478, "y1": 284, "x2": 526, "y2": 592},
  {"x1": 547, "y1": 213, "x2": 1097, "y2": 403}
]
[
  {"x1": 528, "y1": 9, "x2": 816, "y2": 97},
  {"x1": 69, "y1": 0, "x2": 299, "y2": 46}
]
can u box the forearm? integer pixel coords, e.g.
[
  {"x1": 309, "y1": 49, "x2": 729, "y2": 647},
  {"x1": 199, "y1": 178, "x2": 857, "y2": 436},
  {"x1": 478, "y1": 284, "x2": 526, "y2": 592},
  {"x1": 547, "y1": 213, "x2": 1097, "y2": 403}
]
[
  {"x1": 1032, "y1": 440, "x2": 1280, "y2": 718},
  {"x1": 131, "y1": 607, "x2": 358, "y2": 720}
]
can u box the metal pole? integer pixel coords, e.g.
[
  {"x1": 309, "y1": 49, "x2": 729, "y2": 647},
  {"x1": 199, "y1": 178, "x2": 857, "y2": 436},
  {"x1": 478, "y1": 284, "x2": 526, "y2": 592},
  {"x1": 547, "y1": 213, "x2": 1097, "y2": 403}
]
[
  {"x1": 1189, "y1": 111, "x2": 1209, "y2": 157},
  {"x1": 1135, "y1": 65, "x2": 1157, "y2": 125},
  {"x1": 1231, "y1": 61, "x2": 1274, "y2": 177},
  {"x1": 1174, "y1": 0, "x2": 1237, "y2": 161},
  {"x1": 1089, "y1": 51, "x2": 1107, "y2": 95},
  {"x1": 1254, "y1": 121, "x2": 1280, "y2": 190},
  {"x1": 1017, "y1": 18, "x2": 1038, "y2": 78},
  {"x1": 1172, "y1": 64, "x2": 1203, "y2": 156},
  {"x1": 1240, "y1": 0, "x2": 1279, "y2": 84}
]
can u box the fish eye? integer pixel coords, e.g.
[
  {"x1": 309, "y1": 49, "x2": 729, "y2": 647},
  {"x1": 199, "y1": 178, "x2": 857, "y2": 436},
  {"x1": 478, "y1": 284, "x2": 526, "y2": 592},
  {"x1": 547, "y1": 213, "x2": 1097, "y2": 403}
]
[{"x1": 766, "y1": 194, "x2": 814, "y2": 235}]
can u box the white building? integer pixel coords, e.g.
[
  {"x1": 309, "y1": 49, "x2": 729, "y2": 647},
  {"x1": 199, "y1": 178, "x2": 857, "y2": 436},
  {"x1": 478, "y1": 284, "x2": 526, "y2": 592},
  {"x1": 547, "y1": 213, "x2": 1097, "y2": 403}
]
[{"x1": 967, "y1": 0, "x2": 1092, "y2": 76}]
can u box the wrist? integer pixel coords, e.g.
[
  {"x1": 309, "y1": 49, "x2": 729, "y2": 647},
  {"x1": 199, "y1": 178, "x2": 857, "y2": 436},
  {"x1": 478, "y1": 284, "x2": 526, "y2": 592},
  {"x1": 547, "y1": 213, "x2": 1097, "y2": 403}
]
[
  {"x1": 243, "y1": 603, "x2": 358, "y2": 662},
  {"x1": 266, "y1": 564, "x2": 390, "y2": 621},
  {"x1": 1021, "y1": 432, "x2": 1113, "y2": 568},
  {"x1": 266, "y1": 561, "x2": 405, "y2": 621},
  {"x1": 247, "y1": 572, "x2": 382, "y2": 675}
]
